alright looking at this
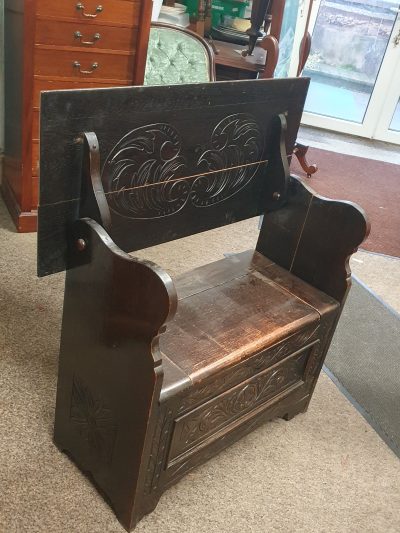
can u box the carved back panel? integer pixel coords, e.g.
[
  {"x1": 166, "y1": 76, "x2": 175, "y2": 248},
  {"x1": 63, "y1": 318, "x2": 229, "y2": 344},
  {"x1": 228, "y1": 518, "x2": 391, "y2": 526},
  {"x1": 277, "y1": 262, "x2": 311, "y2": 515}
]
[{"x1": 38, "y1": 78, "x2": 309, "y2": 276}]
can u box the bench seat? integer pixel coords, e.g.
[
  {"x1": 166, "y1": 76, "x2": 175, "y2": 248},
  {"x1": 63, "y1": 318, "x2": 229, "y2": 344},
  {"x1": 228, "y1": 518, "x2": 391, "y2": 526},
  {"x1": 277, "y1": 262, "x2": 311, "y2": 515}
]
[{"x1": 161, "y1": 250, "x2": 339, "y2": 395}]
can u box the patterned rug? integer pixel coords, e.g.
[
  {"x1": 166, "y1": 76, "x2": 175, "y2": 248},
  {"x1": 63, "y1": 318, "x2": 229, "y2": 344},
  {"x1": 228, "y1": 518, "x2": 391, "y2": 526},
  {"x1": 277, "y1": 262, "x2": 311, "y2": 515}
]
[{"x1": 291, "y1": 147, "x2": 400, "y2": 257}]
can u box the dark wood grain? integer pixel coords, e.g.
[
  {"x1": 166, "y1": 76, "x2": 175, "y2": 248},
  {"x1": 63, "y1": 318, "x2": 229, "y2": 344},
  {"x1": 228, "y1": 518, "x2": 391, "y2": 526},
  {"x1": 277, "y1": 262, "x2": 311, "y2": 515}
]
[
  {"x1": 54, "y1": 217, "x2": 176, "y2": 531},
  {"x1": 42, "y1": 76, "x2": 369, "y2": 532},
  {"x1": 160, "y1": 251, "x2": 320, "y2": 383},
  {"x1": 213, "y1": 39, "x2": 266, "y2": 73},
  {"x1": 38, "y1": 78, "x2": 309, "y2": 276},
  {"x1": 257, "y1": 175, "x2": 370, "y2": 302}
]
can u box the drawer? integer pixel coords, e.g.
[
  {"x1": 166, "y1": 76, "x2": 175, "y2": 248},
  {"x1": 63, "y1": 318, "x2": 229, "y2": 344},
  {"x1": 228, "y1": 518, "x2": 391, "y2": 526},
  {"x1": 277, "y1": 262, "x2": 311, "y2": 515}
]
[
  {"x1": 34, "y1": 47, "x2": 135, "y2": 81},
  {"x1": 33, "y1": 78, "x2": 130, "y2": 107},
  {"x1": 168, "y1": 347, "x2": 311, "y2": 463},
  {"x1": 36, "y1": 0, "x2": 141, "y2": 27},
  {"x1": 35, "y1": 19, "x2": 138, "y2": 51}
]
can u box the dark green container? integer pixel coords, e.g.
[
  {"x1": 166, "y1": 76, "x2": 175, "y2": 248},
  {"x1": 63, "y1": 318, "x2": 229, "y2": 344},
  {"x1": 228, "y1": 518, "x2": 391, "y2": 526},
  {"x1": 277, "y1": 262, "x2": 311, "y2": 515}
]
[{"x1": 181, "y1": 0, "x2": 248, "y2": 26}]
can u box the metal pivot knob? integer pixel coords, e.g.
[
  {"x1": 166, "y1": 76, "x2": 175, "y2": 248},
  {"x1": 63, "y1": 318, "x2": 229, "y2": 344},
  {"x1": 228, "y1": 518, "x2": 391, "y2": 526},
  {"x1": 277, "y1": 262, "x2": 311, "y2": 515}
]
[
  {"x1": 74, "y1": 31, "x2": 101, "y2": 45},
  {"x1": 272, "y1": 191, "x2": 281, "y2": 201},
  {"x1": 76, "y1": 3, "x2": 103, "y2": 18},
  {"x1": 76, "y1": 238, "x2": 87, "y2": 252},
  {"x1": 73, "y1": 61, "x2": 99, "y2": 74}
]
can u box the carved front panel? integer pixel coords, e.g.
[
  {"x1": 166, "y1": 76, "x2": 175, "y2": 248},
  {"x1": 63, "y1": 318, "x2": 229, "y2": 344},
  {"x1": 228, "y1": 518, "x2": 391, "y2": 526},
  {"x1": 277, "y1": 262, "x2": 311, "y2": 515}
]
[
  {"x1": 178, "y1": 325, "x2": 319, "y2": 414},
  {"x1": 168, "y1": 348, "x2": 310, "y2": 463}
]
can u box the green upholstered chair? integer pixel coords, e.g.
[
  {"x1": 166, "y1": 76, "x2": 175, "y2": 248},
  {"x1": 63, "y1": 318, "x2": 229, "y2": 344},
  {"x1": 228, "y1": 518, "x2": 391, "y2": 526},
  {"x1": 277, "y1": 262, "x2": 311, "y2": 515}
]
[{"x1": 144, "y1": 22, "x2": 216, "y2": 86}]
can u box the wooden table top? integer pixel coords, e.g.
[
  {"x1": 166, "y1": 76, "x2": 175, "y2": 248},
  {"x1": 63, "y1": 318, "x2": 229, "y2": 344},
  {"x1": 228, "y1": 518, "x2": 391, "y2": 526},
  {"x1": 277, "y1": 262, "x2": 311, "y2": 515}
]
[{"x1": 210, "y1": 39, "x2": 267, "y2": 73}]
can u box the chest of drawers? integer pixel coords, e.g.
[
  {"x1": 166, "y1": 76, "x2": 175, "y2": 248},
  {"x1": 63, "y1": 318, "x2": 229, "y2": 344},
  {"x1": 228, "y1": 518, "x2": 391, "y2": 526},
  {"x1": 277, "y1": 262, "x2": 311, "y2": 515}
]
[{"x1": 3, "y1": 0, "x2": 153, "y2": 231}]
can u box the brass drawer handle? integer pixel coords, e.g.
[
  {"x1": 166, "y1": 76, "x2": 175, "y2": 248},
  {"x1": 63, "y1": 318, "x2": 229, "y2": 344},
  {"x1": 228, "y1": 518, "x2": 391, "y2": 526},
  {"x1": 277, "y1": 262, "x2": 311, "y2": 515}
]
[
  {"x1": 74, "y1": 31, "x2": 101, "y2": 45},
  {"x1": 76, "y1": 3, "x2": 103, "y2": 18},
  {"x1": 73, "y1": 61, "x2": 99, "y2": 74}
]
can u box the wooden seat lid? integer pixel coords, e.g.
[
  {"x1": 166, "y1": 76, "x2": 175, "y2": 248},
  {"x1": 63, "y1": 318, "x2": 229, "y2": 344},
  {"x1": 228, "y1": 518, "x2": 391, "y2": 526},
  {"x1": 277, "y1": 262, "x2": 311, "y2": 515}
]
[{"x1": 160, "y1": 250, "x2": 338, "y2": 387}]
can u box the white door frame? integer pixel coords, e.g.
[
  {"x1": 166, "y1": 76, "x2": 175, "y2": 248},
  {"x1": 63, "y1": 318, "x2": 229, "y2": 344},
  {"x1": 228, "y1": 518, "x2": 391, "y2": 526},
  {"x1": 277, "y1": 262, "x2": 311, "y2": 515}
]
[{"x1": 373, "y1": 42, "x2": 400, "y2": 143}]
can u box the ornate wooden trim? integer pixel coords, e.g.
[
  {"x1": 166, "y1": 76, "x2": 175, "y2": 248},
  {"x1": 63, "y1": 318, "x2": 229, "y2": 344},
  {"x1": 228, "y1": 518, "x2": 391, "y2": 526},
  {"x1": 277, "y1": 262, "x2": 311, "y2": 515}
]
[
  {"x1": 179, "y1": 324, "x2": 319, "y2": 413},
  {"x1": 169, "y1": 349, "x2": 310, "y2": 462}
]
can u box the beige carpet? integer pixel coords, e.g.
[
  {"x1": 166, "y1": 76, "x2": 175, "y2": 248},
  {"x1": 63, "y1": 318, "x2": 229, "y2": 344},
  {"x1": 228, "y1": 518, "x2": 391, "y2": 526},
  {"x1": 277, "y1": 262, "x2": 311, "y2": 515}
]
[{"x1": 0, "y1": 198, "x2": 399, "y2": 533}]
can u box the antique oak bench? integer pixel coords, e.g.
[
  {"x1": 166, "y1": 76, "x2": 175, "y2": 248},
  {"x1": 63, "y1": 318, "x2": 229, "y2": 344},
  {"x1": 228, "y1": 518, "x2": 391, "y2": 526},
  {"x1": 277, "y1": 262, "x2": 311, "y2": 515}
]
[{"x1": 37, "y1": 79, "x2": 369, "y2": 531}]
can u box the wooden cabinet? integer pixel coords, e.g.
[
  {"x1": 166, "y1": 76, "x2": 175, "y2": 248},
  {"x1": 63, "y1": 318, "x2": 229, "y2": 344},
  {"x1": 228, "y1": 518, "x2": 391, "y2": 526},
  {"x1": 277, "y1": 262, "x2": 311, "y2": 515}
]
[{"x1": 2, "y1": 0, "x2": 152, "y2": 232}]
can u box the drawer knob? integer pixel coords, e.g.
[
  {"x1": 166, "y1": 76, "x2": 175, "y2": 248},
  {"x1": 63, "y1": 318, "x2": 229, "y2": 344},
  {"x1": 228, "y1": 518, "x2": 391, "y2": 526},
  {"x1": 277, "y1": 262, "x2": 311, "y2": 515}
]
[
  {"x1": 74, "y1": 31, "x2": 101, "y2": 45},
  {"x1": 73, "y1": 61, "x2": 99, "y2": 74},
  {"x1": 76, "y1": 3, "x2": 103, "y2": 18}
]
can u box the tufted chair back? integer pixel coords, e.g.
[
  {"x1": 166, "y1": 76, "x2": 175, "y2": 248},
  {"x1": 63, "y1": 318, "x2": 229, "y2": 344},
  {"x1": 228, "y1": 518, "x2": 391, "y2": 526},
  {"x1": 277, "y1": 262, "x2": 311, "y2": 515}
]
[{"x1": 144, "y1": 23, "x2": 216, "y2": 86}]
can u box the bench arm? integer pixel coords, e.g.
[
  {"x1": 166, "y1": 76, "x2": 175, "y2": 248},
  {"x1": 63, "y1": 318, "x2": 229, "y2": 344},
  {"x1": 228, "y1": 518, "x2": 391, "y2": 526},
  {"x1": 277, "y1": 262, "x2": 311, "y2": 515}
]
[
  {"x1": 68, "y1": 217, "x2": 177, "y2": 338},
  {"x1": 55, "y1": 217, "x2": 177, "y2": 529},
  {"x1": 256, "y1": 175, "x2": 370, "y2": 303}
]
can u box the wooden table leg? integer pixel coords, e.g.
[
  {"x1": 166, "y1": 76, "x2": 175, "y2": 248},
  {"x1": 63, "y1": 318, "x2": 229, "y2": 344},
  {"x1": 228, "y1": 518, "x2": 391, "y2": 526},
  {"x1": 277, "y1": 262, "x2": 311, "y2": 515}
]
[{"x1": 293, "y1": 142, "x2": 318, "y2": 178}]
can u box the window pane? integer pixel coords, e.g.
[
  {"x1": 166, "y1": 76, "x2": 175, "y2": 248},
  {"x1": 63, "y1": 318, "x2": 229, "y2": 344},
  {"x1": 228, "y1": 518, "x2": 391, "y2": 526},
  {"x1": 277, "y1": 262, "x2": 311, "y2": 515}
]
[{"x1": 304, "y1": 0, "x2": 400, "y2": 123}]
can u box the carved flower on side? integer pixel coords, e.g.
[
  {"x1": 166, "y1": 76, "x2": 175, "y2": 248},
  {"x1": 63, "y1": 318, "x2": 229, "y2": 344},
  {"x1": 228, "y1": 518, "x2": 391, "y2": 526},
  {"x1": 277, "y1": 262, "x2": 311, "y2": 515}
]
[{"x1": 70, "y1": 376, "x2": 117, "y2": 465}]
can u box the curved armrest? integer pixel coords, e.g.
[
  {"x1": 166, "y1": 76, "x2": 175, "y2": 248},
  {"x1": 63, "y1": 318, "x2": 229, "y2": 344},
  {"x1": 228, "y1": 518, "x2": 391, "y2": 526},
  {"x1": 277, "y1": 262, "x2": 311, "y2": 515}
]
[
  {"x1": 258, "y1": 35, "x2": 280, "y2": 79},
  {"x1": 68, "y1": 217, "x2": 177, "y2": 342},
  {"x1": 257, "y1": 175, "x2": 370, "y2": 303}
]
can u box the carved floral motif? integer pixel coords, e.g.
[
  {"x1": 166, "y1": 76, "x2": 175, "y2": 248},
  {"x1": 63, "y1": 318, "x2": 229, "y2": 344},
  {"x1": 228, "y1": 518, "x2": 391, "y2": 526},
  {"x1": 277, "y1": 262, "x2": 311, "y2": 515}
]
[
  {"x1": 101, "y1": 114, "x2": 264, "y2": 219},
  {"x1": 144, "y1": 406, "x2": 174, "y2": 495},
  {"x1": 179, "y1": 325, "x2": 319, "y2": 413},
  {"x1": 70, "y1": 375, "x2": 116, "y2": 464},
  {"x1": 305, "y1": 316, "x2": 336, "y2": 377},
  {"x1": 191, "y1": 113, "x2": 264, "y2": 207},
  {"x1": 178, "y1": 352, "x2": 307, "y2": 449}
]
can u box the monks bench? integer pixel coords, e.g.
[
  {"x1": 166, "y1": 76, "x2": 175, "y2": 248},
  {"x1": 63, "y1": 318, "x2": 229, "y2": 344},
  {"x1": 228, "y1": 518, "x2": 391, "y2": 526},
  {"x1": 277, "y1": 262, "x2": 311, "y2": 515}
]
[{"x1": 37, "y1": 78, "x2": 369, "y2": 531}]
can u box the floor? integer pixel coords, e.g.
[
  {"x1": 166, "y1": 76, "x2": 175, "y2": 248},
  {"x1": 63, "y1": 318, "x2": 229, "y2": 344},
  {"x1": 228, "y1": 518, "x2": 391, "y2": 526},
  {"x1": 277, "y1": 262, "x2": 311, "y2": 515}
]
[
  {"x1": 300, "y1": 125, "x2": 400, "y2": 312},
  {"x1": 299, "y1": 124, "x2": 400, "y2": 165},
  {"x1": 0, "y1": 128, "x2": 399, "y2": 532}
]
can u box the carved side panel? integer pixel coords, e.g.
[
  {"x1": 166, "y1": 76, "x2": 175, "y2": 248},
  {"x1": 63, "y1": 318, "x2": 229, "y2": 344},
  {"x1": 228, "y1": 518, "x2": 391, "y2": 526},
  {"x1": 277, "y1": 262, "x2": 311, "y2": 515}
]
[
  {"x1": 305, "y1": 311, "x2": 338, "y2": 379},
  {"x1": 70, "y1": 375, "x2": 117, "y2": 465},
  {"x1": 143, "y1": 405, "x2": 174, "y2": 495}
]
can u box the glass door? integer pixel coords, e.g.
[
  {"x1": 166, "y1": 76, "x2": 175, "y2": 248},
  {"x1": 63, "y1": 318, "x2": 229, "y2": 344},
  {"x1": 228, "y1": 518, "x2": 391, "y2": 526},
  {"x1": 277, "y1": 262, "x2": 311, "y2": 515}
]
[
  {"x1": 276, "y1": 0, "x2": 315, "y2": 78},
  {"x1": 301, "y1": 0, "x2": 400, "y2": 142},
  {"x1": 373, "y1": 44, "x2": 400, "y2": 143}
]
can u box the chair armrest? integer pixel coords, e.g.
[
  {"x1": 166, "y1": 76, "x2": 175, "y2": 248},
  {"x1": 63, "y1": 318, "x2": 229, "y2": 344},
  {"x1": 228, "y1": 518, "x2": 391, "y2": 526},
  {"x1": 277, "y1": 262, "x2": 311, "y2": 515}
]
[
  {"x1": 256, "y1": 175, "x2": 370, "y2": 303},
  {"x1": 68, "y1": 217, "x2": 177, "y2": 341}
]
